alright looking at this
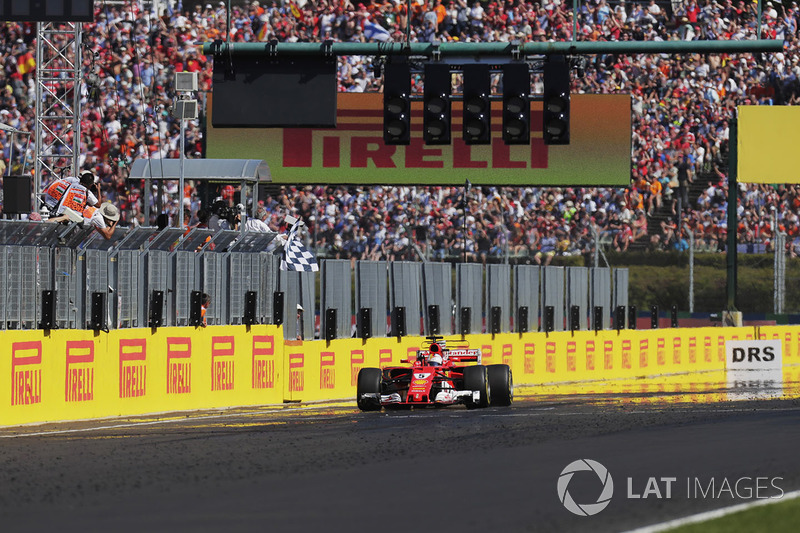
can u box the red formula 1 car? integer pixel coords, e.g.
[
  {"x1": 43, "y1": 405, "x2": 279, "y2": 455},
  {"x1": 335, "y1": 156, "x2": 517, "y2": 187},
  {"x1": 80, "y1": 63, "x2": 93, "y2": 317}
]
[{"x1": 356, "y1": 336, "x2": 513, "y2": 411}]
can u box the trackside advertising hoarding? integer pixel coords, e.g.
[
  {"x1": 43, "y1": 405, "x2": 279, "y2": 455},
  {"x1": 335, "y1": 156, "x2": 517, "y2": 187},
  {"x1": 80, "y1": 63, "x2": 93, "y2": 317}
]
[
  {"x1": 6, "y1": 325, "x2": 800, "y2": 426},
  {"x1": 207, "y1": 93, "x2": 631, "y2": 186},
  {"x1": 738, "y1": 105, "x2": 800, "y2": 184}
]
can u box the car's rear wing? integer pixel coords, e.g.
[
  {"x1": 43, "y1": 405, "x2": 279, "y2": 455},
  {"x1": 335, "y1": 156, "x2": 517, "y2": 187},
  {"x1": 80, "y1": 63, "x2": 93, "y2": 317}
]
[
  {"x1": 445, "y1": 348, "x2": 482, "y2": 363},
  {"x1": 412, "y1": 347, "x2": 482, "y2": 364}
]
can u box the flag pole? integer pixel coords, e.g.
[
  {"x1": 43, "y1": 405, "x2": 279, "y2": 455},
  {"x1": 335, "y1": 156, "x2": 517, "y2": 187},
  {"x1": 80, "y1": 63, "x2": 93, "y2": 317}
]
[{"x1": 463, "y1": 179, "x2": 472, "y2": 264}]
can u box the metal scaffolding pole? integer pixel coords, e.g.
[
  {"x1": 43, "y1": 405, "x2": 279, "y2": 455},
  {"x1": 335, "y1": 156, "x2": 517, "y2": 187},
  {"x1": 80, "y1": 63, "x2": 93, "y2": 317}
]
[{"x1": 34, "y1": 22, "x2": 83, "y2": 209}]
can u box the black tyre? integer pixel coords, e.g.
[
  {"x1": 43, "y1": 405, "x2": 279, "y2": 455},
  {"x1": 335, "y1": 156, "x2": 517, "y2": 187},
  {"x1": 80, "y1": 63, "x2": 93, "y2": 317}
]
[
  {"x1": 463, "y1": 365, "x2": 490, "y2": 409},
  {"x1": 356, "y1": 368, "x2": 382, "y2": 411},
  {"x1": 487, "y1": 364, "x2": 513, "y2": 406}
]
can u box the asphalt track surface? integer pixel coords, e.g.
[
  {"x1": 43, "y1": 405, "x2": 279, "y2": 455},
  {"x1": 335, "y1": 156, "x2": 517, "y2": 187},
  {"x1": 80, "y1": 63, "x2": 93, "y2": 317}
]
[{"x1": 1, "y1": 392, "x2": 799, "y2": 533}]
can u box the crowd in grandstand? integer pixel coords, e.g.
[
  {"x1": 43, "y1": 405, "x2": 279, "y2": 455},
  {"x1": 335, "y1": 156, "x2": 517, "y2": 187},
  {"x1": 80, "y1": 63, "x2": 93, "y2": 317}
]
[{"x1": 3, "y1": 0, "x2": 800, "y2": 261}]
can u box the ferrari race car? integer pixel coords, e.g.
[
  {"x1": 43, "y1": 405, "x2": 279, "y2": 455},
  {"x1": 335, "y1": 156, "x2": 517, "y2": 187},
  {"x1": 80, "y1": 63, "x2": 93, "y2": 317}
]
[{"x1": 356, "y1": 336, "x2": 513, "y2": 411}]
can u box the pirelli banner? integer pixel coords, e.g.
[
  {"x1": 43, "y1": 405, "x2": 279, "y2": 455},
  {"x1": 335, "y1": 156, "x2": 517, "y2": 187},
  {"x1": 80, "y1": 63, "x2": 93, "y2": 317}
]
[
  {"x1": 738, "y1": 106, "x2": 800, "y2": 184},
  {"x1": 5, "y1": 323, "x2": 800, "y2": 426},
  {"x1": 207, "y1": 93, "x2": 632, "y2": 186}
]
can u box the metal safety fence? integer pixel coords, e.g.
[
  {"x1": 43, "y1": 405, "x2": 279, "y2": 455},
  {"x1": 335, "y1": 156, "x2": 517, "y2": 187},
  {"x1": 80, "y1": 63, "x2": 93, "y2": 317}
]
[{"x1": 0, "y1": 220, "x2": 629, "y2": 339}]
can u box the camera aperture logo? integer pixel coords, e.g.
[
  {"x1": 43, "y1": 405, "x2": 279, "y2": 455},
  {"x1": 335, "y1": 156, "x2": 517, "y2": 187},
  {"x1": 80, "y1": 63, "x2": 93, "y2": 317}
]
[{"x1": 558, "y1": 459, "x2": 614, "y2": 516}]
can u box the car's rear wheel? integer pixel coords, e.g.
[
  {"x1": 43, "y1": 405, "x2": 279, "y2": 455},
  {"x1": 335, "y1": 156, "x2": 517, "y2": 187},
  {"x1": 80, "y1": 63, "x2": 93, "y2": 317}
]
[
  {"x1": 463, "y1": 365, "x2": 490, "y2": 409},
  {"x1": 487, "y1": 364, "x2": 513, "y2": 406},
  {"x1": 356, "y1": 368, "x2": 382, "y2": 411}
]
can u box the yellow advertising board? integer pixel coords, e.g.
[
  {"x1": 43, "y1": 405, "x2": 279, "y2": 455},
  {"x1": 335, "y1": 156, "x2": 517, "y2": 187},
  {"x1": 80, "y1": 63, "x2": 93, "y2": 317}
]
[
  {"x1": 3, "y1": 325, "x2": 799, "y2": 427},
  {"x1": 738, "y1": 105, "x2": 800, "y2": 184},
  {"x1": 207, "y1": 93, "x2": 631, "y2": 186}
]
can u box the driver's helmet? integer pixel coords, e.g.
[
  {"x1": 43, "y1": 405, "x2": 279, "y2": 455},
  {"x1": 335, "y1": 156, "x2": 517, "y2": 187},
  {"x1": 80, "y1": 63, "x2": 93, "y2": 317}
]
[{"x1": 428, "y1": 342, "x2": 443, "y2": 366}]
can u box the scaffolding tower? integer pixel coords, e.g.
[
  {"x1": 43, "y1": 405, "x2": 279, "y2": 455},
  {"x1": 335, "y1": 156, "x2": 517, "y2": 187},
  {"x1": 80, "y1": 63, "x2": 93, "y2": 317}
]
[{"x1": 34, "y1": 22, "x2": 83, "y2": 207}]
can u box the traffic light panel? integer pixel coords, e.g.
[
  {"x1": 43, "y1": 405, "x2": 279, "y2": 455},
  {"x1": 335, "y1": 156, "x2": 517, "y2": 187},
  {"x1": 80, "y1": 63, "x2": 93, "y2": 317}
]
[
  {"x1": 423, "y1": 63, "x2": 451, "y2": 145},
  {"x1": 383, "y1": 62, "x2": 411, "y2": 145},
  {"x1": 502, "y1": 63, "x2": 530, "y2": 145},
  {"x1": 543, "y1": 55, "x2": 571, "y2": 145},
  {"x1": 462, "y1": 64, "x2": 491, "y2": 145}
]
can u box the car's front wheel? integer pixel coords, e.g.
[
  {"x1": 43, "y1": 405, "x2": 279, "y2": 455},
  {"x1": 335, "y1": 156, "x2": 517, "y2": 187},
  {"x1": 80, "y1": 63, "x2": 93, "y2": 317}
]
[
  {"x1": 463, "y1": 365, "x2": 490, "y2": 409},
  {"x1": 356, "y1": 368, "x2": 382, "y2": 411}
]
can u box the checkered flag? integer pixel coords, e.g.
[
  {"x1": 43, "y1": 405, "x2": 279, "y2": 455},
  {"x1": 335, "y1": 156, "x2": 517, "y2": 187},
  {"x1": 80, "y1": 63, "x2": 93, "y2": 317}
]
[{"x1": 280, "y1": 222, "x2": 319, "y2": 272}]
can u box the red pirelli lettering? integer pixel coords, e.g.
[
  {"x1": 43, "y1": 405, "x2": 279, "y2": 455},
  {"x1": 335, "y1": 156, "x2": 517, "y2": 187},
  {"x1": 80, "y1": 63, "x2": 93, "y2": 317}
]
[
  {"x1": 211, "y1": 336, "x2": 235, "y2": 392},
  {"x1": 252, "y1": 335, "x2": 275, "y2": 390},
  {"x1": 289, "y1": 353, "x2": 304, "y2": 392},
  {"x1": 119, "y1": 339, "x2": 146, "y2": 399},
  {"x1": 167, "y1": 337, "x2": 192, "y2": 395},
  {"x1": 351, "y1": 350, "x2": 365, "y2": 386},
  {"x1": 523, "y1": 343, "x2": 535, "y2": 374},
  {"x1": 66, "y1": 340, "x2": 94, "y2": 402}
]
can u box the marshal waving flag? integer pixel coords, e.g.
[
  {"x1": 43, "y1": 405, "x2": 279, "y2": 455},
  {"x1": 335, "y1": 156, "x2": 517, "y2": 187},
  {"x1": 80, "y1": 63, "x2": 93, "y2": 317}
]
[{"x1": 280, "y1": 222, "x2": 319, "y2": 272}]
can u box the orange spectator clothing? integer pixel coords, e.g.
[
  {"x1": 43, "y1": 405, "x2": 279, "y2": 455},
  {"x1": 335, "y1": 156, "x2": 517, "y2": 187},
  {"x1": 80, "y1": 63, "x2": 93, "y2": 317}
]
[
  {"x1": 649, "y1": 180, "x2": 662, "y2": 197},
  {"x1": 435, "y1": 4, "x2": 446, "y2": 24}
]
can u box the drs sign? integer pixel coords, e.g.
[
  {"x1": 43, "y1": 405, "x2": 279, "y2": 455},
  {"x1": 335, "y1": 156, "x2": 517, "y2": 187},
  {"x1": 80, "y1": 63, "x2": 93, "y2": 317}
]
[
  {"x1": 726, "y1": 340, "x2": 782, "y2": 369},
  {"x1": 726, "y1": 339, "x2": 783, "y2": 400}
]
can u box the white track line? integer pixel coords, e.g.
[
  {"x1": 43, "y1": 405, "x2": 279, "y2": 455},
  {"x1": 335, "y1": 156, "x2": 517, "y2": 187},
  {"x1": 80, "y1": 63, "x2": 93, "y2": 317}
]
[{"x1": 623, "y1": 489, "x2": 800, "y2": 533}]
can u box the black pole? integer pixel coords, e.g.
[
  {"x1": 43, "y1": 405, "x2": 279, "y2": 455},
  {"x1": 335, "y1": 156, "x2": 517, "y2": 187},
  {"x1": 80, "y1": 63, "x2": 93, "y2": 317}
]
[
  {"x1": 463, "y1": 179, "x2": 471, "y2": 263},
  {"x1": 726, "y1": 118, "x2": 738, "y2": 311}
]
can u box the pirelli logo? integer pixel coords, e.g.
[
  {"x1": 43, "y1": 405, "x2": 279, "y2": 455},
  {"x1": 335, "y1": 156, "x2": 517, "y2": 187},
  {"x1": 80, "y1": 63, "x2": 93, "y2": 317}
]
[
  {"x1": 704, "y1": 336, "x2": 713, "y2": 363},
  {"x1": 502, "y1": 344, "x2": 512, "y2": 366},
  {"x1": 688, "y1": 337, "x2": 697, "y2": 364},
  {"x1": 252, "y1": 335, "x2": 275, "y2": 390},
  {"x1": 12, "y1": 341, "x2": 42, "y2": 406},
  {"x1": 673, "y1": 337, "x2": 682, "y2": 365},
  {"x1": 65, "y1": 340, "x2": 94, "y2": 402},
  {"x1": 657, "y1": 338, "x2": 666, "y2": 366},
  {"x1": 281, "y1": 106, "x2": 548, "y2": 171},
  {"x1": 639, "y1": 339, "x2": 649, "y2": 368},
  {"x1": 523, "y1": 343, "x2": 535, "y2": 374},
  {"x1": 289, "y1": 353, "x2": 304, "y2": 392},
  {"x1": 211, "y1": 336, "x2": 235, "y2": 392},
  {"x1": 546, "y1": 342, "x2": 556, "y2": 373},
  {"x1": 621, "y1": 340, "x2": 632, "y2": 369},
  {"x1": 566, "y1": 341, "x2": 576, "y2": 372},
  {"x1": 585, "y1": 340, "x2": 595, "y2": 371},
  {"x1": 350, "y1": 350, "x2": 365, "y2": 386},
  {"x1": 119, "y1": 339, "x2": 146, "y2": 399},
  {"x1": 167, "y1": 337, "x2": 191, "y2": 395},
  {"x1": 379, "y1": 349, "x2": 393, "y2": 367},
  {"x1": 481, "y1": 344, "x2": 492, "y2": 361},
  {"x1": 604, "y1": 340, "x2": 614, "y2": 370},
  {"x1": 320, "y1": 352, "x2": 335, "y2": 390}
]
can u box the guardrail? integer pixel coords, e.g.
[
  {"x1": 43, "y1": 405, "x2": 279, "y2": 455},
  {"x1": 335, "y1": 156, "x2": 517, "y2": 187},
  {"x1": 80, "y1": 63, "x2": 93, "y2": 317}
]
[{"x1": 0, "y1": 220, "x2": 628, "y2": 338}]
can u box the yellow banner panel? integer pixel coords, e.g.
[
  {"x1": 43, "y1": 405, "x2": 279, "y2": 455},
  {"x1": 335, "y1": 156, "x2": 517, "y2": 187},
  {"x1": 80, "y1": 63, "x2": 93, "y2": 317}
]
[{"x1": 738, "y1": 105, "x2": 800, "y2": 184}]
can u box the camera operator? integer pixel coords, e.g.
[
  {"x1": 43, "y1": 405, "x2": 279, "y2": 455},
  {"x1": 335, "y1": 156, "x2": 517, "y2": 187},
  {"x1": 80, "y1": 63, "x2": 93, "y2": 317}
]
[
  {"x1": 208, "y1": 199, "x2": 228, "y2": 231},
  {"x1": 219, "y1": 203, "x2": 245, "y2": 230}
]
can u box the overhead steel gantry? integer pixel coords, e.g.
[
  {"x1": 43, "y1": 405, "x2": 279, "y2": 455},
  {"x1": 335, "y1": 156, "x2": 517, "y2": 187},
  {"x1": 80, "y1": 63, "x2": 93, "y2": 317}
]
[{"x1": 202, "y1": 39, "x2": 784, "y2": 58}]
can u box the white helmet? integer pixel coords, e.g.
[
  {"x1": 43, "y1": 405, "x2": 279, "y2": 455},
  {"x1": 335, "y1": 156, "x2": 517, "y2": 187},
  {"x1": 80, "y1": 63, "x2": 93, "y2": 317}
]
[{"x1": 428, "y1": 342, "x2": 443, "y2": 366}]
